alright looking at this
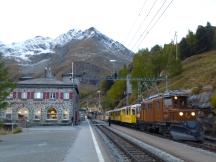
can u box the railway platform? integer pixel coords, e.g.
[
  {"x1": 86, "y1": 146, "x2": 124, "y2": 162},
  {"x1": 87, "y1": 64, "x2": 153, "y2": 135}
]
[
  {"x1": 63, "y1": 119, "x2": 111, "y2": 162},
  {"x1": 109, "y1": 123, "x2": 216, "y2": 162}
]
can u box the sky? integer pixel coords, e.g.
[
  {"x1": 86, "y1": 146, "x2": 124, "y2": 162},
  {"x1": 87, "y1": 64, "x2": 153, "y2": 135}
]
[{"x1": 0, "y1": 0, "x2": 215, "y2": 52}]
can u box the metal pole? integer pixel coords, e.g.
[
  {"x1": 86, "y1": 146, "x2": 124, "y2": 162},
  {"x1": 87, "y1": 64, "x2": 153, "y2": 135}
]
[
  {"x1": 109, "y1": 59, "x2": 116, "y2": 76},
  {"x1": 71, "y1": 62, "x2": 74, "y2": 84},
  {"x1": 174, "y1": 32, "x2": 178, "y2": 60},
  {"x1": 97, "y1": 90, "x2": 101, "y2": 112},
  {"x1": 11, "y1": 109, "x2": 13, "y2": 133},
  {"x1": 165, "y1": 75, "x2": 168, "y2": 92}
]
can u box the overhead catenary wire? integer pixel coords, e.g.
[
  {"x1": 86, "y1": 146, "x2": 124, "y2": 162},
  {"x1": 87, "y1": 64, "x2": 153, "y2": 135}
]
[
  {"x1": 127, "y1": 0, "x2": 158, "y2": 48},
  {"x1": 124, "y1": 0, "x2": 148, "y2": 45},
  {"x1": 131, "y1": 0, "x2": 168, "y2": 51},
  {"x1": 135, "y1": 0, "x2": 174, "y2": 51}
]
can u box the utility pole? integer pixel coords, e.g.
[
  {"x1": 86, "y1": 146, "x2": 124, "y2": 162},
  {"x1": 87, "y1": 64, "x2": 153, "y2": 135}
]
[
  {"x1": 71, "y1": 62, "x2": 75, "y2": 125},
  {"x1": 174, "y1": 32, "x2": 178, "y2": 60},
  {"x1": 109, "y1": 59, "x2": 116, "y2": 77},
  {"x1": 165, "y1": 75, "x2": 168, "y2": 92},
  {"x1": 71, "y1": 62, "x2": 74, "y2": 84},
  {"x1": 11, "y1": 109, "x2": 13, "y2": 133}
]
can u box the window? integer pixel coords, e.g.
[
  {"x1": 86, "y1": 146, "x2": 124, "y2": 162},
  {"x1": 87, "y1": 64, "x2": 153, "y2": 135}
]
[
  {"x1": 62, "y1": 109, "x2": 69, "y2": 120},
  {"x1": 6, "y1": 92, "x2": 13, "y2": 99},
  {"x1": 164, "y1": 98, "x2": 172, "y2": 108},
  {"x1": 34, "y1": 92, "x2": 43, "y2": 99},
  {"x1": 63, "y1": 92, "x2": 69, "y2": 100},
  {"x1": 50, "y1": 92, "x2": 56, "y2": 99},
  {"x1": 34, "y1": 109, "x2": 41, "y2": 120},
  {"x1": 47, "y1": 108, "x2": 57, "y2": 119},
  {"x1": 21, "y1": 92, "x2": 27, "y2": 99},
  {"x1": 5, "y1": 108, "x2": 12, "y2": 120},
  {"x1": 132, "y1": 109, "x2": 136, "y2": 115}
]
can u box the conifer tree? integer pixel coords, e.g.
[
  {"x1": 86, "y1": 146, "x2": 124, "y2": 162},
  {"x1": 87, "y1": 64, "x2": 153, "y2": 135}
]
[{"x1": 0, "y1": 55, "x2": 15, "y2": 110}]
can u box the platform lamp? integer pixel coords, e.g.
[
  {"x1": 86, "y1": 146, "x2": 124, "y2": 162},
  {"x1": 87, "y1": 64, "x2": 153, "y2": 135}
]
[
  {"x1": 109, "y1": 59, "x2": 116, "y2": 77},
  {"x1": 97, "y1": 90, "x2": 101, "y2": 112}
]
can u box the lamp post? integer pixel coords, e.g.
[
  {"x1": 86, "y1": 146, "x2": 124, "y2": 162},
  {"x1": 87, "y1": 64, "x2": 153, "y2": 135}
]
[
  {"x1": 97, "y1": 90, "x2": 101, "y2": 112},
  {"x1": 11, "y1": 108, "x2": 13, "y2": 133},
  {"x1": 109, "y1": 59, "x2": 116, "y2": 75}
]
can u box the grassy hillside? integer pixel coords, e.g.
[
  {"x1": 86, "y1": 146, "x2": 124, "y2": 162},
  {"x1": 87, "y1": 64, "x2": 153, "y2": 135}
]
[{"x1": 168, "y1": 50, "x2": 216, "y2": 91}]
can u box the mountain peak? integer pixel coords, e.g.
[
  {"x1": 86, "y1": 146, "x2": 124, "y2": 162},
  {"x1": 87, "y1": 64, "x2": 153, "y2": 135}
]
[{"x1": 0, "y1": 27, "x2": 133, "y2": 62}]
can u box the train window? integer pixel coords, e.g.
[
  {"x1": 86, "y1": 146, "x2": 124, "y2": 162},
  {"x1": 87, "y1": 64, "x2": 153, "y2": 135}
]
[
  {"x1": 164, "y1": 98, "x2": 172, "y2": 108},
  {"x1": 132, "y1": 109, "x2": 135, "y2": 115}
]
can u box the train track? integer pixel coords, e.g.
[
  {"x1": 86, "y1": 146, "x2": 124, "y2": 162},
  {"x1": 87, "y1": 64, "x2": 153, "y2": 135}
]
[
  {"x1": 138, "y1": 126, "x2": 216, "y2": 153},
  {"x1": 93, "y1": 121, "x2": 164, "y2": 162},
  {"x1": 184, "y1": 139, "x2": 216, "y2": 153},
  {"x1": 101, "y1": 121, "x2": 216, "y2": 153}
]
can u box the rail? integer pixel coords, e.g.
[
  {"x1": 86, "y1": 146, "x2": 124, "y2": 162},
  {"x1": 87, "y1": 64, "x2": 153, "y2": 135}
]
[{"x1": 92, "y1": 121, "x2": 164, "y2": 162}]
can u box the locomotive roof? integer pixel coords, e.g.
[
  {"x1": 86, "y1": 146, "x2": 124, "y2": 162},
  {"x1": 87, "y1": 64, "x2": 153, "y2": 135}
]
[{"x1": 144, "y1": 90, "x2": 189, "y2": 101}]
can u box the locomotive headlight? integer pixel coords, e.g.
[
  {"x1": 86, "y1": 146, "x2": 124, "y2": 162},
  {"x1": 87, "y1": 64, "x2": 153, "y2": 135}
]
[
  {"x1": 191, "y1": 112, "x2": 196, "y2": 116},
  {"x1": 174, "y1": 96, "x2": 178, "y2": 100},
  {"x1": 179, "y1": 112, "x2": 184, "y2": 116}
]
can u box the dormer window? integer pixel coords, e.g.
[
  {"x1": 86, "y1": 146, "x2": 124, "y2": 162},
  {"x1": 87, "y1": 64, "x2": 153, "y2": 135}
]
[
  {"x1": 34, "y1": 92, "x2": 43, "y2": 99},
  {"x1": 21, "y1": 92, "x2": 27, "y2": 99}
]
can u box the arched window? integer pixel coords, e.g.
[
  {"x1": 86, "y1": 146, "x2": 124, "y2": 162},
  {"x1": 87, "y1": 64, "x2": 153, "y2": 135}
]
[
  {"x1": 47, "y1": 108, "x2": 57, "y2": 119},
  {"x1": 34, "y1": 108, "x2": 41, "y2": 120},
  {"x1": 62, "y1": 109, "x2": 69, "y2": 120},
  {"x1": 18, "y1": 108, "x2": 29, "y2": 120}
]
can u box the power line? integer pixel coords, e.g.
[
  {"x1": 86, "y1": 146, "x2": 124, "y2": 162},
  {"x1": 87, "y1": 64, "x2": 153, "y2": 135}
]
[
  {"x1": 127, "y1": 0, "x2": 158, "y2": 48},
  {"x1": 125, "y1": 0, "x2": 148, "y2": 46},
  {"x1": 131, "y1": 0, "x2": 168, "y2": 51},
  {"x1": 135, "y1": 0, "x2": 174, "y2": 51}
]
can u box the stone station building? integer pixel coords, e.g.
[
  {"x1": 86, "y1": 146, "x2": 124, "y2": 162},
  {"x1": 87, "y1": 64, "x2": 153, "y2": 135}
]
[{"x1": 0, "y1": 69, "x2": 79, "y2": 126}]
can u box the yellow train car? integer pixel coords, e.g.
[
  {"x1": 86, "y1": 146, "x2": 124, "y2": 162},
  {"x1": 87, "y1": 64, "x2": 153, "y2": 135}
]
[{"x1": 108, "y1": 104, "x2": 141, "y2": 124}]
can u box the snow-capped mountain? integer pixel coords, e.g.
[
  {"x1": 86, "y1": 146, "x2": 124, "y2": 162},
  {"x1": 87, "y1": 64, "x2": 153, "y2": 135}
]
[
  {"x1": 0, "y1": 27, "x2": 132, "y2": 62},
  {"x1": 1, "y1": 27, "x2": 133, "y2": 81}
]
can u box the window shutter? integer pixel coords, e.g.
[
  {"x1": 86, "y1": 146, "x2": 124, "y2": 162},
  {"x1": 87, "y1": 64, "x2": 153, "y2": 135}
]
[
  {"x1": 27, "y1": 92, "x2": 31, "y2": 99},
  {"x1": 69, "y1": 92, "x2": 73, "y2": 99},
  {"x1": 46, "y1": 92, "x2": 49, "y2": 99},
  {"x1": 13, "y1": 92, "x2": 16, "y2": 99},
  {"x1": 43, "y1": 92, "x2": 46, "y2": 99},
  {"x1": 60, "y1": 92, "x2": 63, "y2": 99},
  {"x1": 18, "y1": 92, "x2": 21, "y2": 99},
  {"x1": 31, "y1": 92, "x2": 34, "y2": 99},
  {"x1": 56, "y1": 92, "x2": 59, "y2": 99}
]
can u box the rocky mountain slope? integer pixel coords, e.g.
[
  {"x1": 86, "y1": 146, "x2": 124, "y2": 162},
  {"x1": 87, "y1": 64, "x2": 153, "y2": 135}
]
[{"x1": 0, "y1": 27, "x2": 133, "y2": 80}]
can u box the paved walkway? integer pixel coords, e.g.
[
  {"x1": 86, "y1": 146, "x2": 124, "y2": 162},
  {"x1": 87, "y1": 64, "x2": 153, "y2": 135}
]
[
  {"x1": 0, "y1": 120, "x2": 111, "y2": 162},
  {"x1": 63, "y1": 120, "x2": 107, "y2": 162}
]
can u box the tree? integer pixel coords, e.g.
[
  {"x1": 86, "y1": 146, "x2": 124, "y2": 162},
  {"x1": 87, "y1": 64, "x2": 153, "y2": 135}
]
[
  {"x1": 196, "y1": 22, "x2": 214, "y2": 54},
  {"x1": 179, "y1": 38, "x2": 190, "y2": 59},
  {"x1": 101, "y1": 66, "x2": 128, "y2": 109},
  {"x1": 0, "y1": 56, "x2": 15, "y2": 110},
  {"x1": 150, "y1": 44, "x2": 162, "y2": 54}
]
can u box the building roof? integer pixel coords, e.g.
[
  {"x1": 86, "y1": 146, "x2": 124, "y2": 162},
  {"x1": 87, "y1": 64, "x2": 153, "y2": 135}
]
[
  {"x1": 18, "y1": 78, "x2": 66, "y2": 85},
  {"x1": 16, "y1": 77, "x2": 79, "y2": 94}
]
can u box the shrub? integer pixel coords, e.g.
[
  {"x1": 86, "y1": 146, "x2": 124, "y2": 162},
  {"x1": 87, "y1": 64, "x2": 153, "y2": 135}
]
[
  {"x1": 211, "y1": 95, "x2": 216, "y2": 108},
  {"x1": 0, "y1": 128, "x2": 7, "y2": 135},
  {"x1": 13, "y1": 127, "x2": 22, "y2": 134},
  {"x1": 0, "y1": 121, "x2": 4, "y2": 128},
  {"x1": 191, "y1": 86, "x2": 202, "y2": 95}
]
